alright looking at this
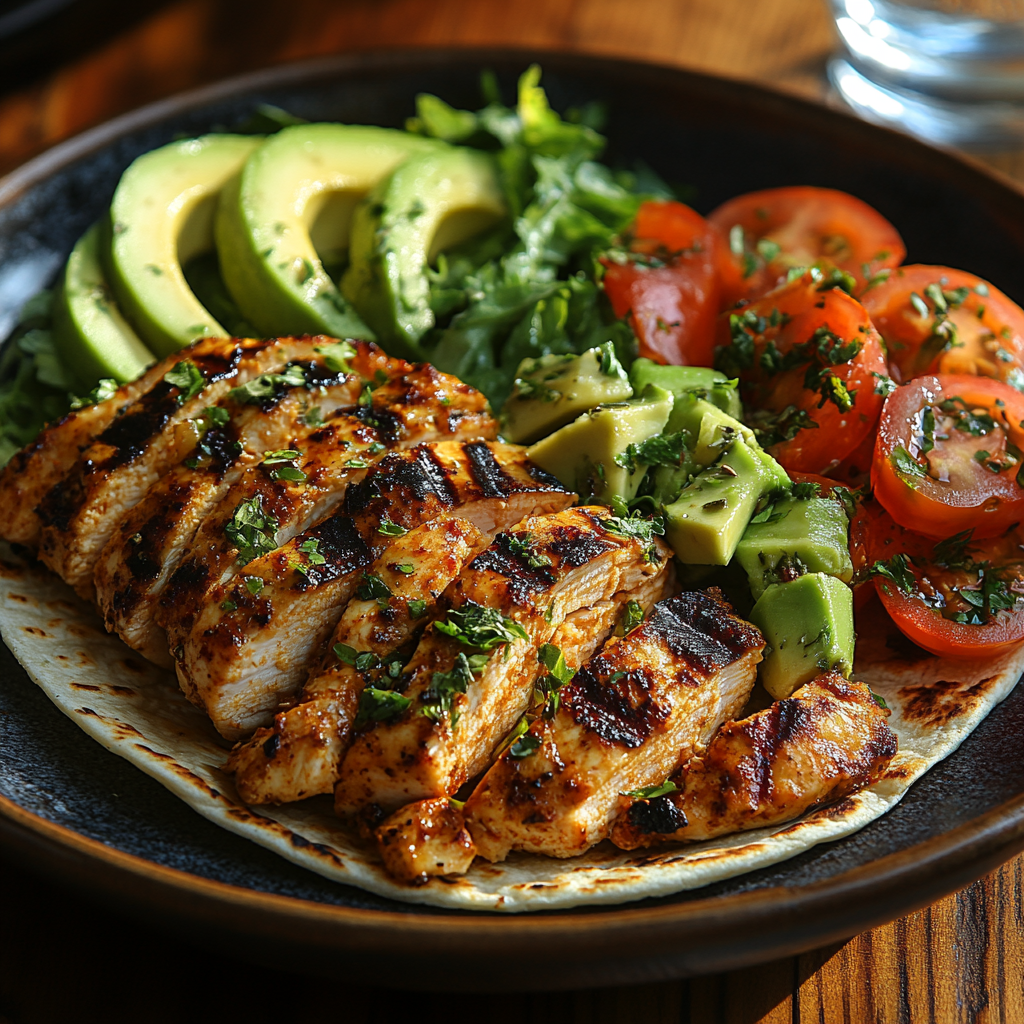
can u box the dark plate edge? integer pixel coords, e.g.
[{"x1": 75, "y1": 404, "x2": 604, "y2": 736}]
[{"x1": 1, "y1": 46, "x2": 1024, "y2": 985}]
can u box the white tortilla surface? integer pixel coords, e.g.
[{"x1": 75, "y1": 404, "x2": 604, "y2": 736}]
[{"x1": 1, "y1": 542, "x2": 1021, "y2": 912}]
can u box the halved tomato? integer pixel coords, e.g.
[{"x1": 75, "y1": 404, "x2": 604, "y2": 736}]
[
  {"x1": 715, "y1": 270, "x2": 887, "y2": 474},
  {"x1": 864, "y1": 507, "x2": 1024, "y2": 658},
  {"x1": 872, "y1": 373, "x2": 1024, "y2": 539},
  {"x1": 601, "y1": 200, "x2": 720, "y2": 366},
  {"x1": 707, "y1": 186, "x2": 905, "y2": 310},
  {"x1": 860, "y1": 264, "x2": 1024, "y2": 389}
]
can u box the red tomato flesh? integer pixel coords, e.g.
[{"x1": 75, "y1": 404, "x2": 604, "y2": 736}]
[
  {"x1": 708, "y1": 186, "x2": 905, "y2": 310},
  {"x1": 872, "y1": 373, "x2": 1024, "y2": 539},
  {"x1": 601, "y1": 200, "x2": 720, "y2": 366},
  {"x1": 864, "y1": 507, "x2": 1024, "y2": 658},
  {"x1": 715, "y1": 271, "x2": 887, "y2": 474},
  {"x1": 861, "y1": 264, "x2": 1024, "y2": 389}
]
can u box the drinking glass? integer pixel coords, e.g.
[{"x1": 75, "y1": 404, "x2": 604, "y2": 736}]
[{"x1": 827, "y1": 0, "x2": 1024, "y2": 147}]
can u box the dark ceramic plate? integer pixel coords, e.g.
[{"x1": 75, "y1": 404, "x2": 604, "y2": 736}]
[{"x1": 2, "y1": 50, "x2": 1024, "y2": 992}]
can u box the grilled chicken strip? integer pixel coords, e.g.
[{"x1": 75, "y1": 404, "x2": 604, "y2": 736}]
[
  {"x1": 34, "y1": 336, "x2": 331, "y2": 596},
  {"x1": 369, "y1": 583, "x2": 672, "y2": 882},
  {"x1": 609, "y1": 672, "x2": 897, "y2": 850},
  {"x1": 179, "y1": 441, "x2": 574, "y2": 739},
  {"x1": 0, "y1": 346, "x2": 193, "y2": 549},
  {"x1": 95, "y1": 343, "x2": 407, "y2": 664},
  {"x1": 334, "y1": 507, "x2": 674, "y2": 818},
  {"x1": 229, "y1": 515, "x2": 488, "y2": 803},
  {"x1": 374, "y1": 797, "x2": 477, "y2": 885},
  {"x1": 158, "y1": 364, "x2": 495, "y2": 654},
  {"x1": 463, "y1": 590, "x2": 764, "y2": 863}
]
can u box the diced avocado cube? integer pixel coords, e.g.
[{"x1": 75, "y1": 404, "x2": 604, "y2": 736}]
[
  {"x1": 692, "y1": 403, "x2": 758, "y2": 468},
  {"x1": 663, "y1": 440, "x2": 789, "y2": 565},
  {"x1": 736, "y1": 495, "x2": 854, "y2": 600},
  {"x1": 629, "y1": 358, "x2": 742, "y2": 419},
  {"x1": 526, "y1": 384, "x2": 673, "y2": 503},
  {"x1": 502, "y1": 342, "x2": 633, "y2": 444},
  {"x1": 748, "y1": 573, "x2": 855, "y2": 699}
]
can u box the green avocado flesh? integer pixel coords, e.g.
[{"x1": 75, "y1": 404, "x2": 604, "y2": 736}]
[
  {"x1": 629, "y1": 359, "x2": 741, "y2": 419},
  {"x1": 52, "y1": 223, "x2": 154, "y2": 388},
  {"x1": 663, "y1": 440, "x2": 790, "y2": 566},
  {"x1": 526, "y1": 384, "x2": 673, "y2": 502},
  {"x1": 748, "y1": 572, "x2": 855, "y2": 699},
  {"x1": 341, "y1": 146, "x2": 506, "y2": 358},
  {"x1": 108, "y1": 134, "x2": 263, "y2": 356},
  {"x1": 216, "y1": 124, "x2": 446, "y2": 340},
  {"x1": 736, "y1": 495, "x2": 853, "y2": 600},
  {"x1": 502, "y1": 343, "x2": 633, "y2": 444}
]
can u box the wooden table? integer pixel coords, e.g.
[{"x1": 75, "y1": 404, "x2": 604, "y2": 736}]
[{"x1": 1, "y1": 1, "x2": 1022, "y2": 1021}]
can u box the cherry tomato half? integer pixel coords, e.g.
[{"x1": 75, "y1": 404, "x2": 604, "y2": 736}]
[
  {"x1": 872, "y1": 374, "x2": 1024, "y2": 540},
  {"x1": 601, "y1": 200, "x2": 720, "y2": 366},
  {"x1": 708, "y1": 186, "x2": 905, "y2": 310},
  {"x1": 864, "y1": 507, "x2": 1024, "y2": 658},
  {"x1": 715, "y1": 271, "x2": 887, "y2": 474},
  {"x1": 861, "y1": 264, "x2": 1024, "y2": 389}
]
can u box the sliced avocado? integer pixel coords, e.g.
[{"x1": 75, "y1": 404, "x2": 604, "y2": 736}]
[
  {"x1": 629, "y1": 358, "x2": 742, "y2": 419},
  {"x1": 215, "y1": 124, "x2": 445, "y2": 339},
  {"x1": 107, "y1": 134, "x2": 263, "y2": 356},
  {"x1": 502, "y1": 342, "x2": 633, "y2": 444},
  {"x1": 736, "y1": 495, "x2": 854, "y2": 600},
  {"x1": 526, "y1": 384, "x2": 673, "y2": 502},
  {"x1": 692, "y1": 403, "x2": 758, "y2": 468},
  {"x1": 748, "y1": 573, "x2": 855, "y2": 699},
  {"x1": 341, "y1": 147, "x2": 506, "y2": 357},
  {"x1": 663, "y1": 440, "x2": 790, "y2": 565},
  {"x1": 52, "y1": 222, "x2": 155, "y2": 389}
]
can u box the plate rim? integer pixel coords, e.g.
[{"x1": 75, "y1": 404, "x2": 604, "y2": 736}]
[{"x1": 3, "y1": 45, "x2": 1024, "y2": 981}]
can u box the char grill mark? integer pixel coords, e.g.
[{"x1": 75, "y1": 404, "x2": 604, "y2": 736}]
[
  {"x1": 466, "y1": 533, "x2": 556, "y2": 603},
  {"x1": 564, "y1": 662, "x2": 667, "y2": 749},
  {"x1": 609, "y1": 672, "x2": 898, "y2": 850},
  {"x1": 291, "y1": 517, "x2": 368, "y2": 591},
  {"x1": 669, "y1": 589, "x2": 766, "y2": 660},
  {"x1": 463, "y1": 441, "x2": 510, "y2": 498}
]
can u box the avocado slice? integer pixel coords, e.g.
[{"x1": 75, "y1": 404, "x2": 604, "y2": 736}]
[
  {"x1": 736, "y1": 494, "x2": 854, "y2": 600},
  {"x1": 52, "y1": 222, "x2": 154, "y2": 389},
  {"x1": 215, "y1": 124, "x2": 445, "y2": 339},
  {"x1": 663, "y1": 440, "x2": 790, "y2": 565},
  {"x1": 341, "y1": 147, "x2": 506, "y2": 357},
  {"x1": 502, "y1": 342, "x2": 633, "y2": 444},
  {"x1": 107, "y1": 134, "x2": 263, "y2": 356},
  {"x1": 526, "y1": 384, "x2": 673, "y2": 503},
  {"x1": 629, "y1": 358, "x2": 742, "y2": 419},
  {"x1": 748, "y1": 573, "x2": 855, "y2": 699}
]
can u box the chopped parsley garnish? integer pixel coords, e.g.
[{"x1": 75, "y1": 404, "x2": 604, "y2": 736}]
[
  {"x1": 534, "y1": 642, "x2": 575, "y2": 717},
  {"x1": 228, "y1": 364, "x2": 306, "y2": 404},
  {"x1": 872, "y1": 372, "x2": 898, "y2": 398},
  {"x1": 435, "y1": 601, "x2": 529, "y2": 650},
  {"x1": 377, "y1": 516, "x2": 408, "y2": 536},
  {"x1": 357, "y1": 572, "x2": 392, "y2": 608},
  {"x1": 508, "y1": 733, "x2": 541, "y2": 759},
  {"x1": 748, "y1": 405, "x2": 817, "y2": 448},
  {"x1": 932, "y1": 529, "x2": 974, "y2": 568},
  {"x1": 354, "y1": 687, "x2": 411, "y2": 729},
  {"x1": 70, "y1": 378, "x2": 118, "y2": 410},
  {"x1": 890, "y1": 445, "x2": 926, "y2": 479},
  {"x1": 867, "y1": 554, "x2": 915, "y2": 595},
  {"x1": 163, "y1": 362, "x2": 206, "y2": 404},
  {"x1": 603, "y1": 511, "x2": 665, "y2": 562},
  {"x1": 262, "y1": 448, "x2": 307, "y2": 482},
  {"x1": 303, "y1": 406, "x2": 324, "y2": 427},
  {"x1": 614, "y1": 430, "x2": 689, "y2": 473},
  {"x1": 791, "y1": 480, "x2": 821, "y2": 500},
  {"x1": 313, "y1": 340, "x2": 356, "y2": 373},
  {"x1": 243, "y1": 575, "x2": 264, "y2": 596},
  {"x1": 407, "y1": 599, "x2": 427, "y2": 618},
  {"x1": 224, "y1": 495, "x2": 278, "y2": 566},
  {"x1": 220, "y1": 599, "x2": 237, "y2": 613},
  {"x1": 871, "y1": 692, "x2": 889, "y2": 710},
  {"x1": 395, "y1": 562, "x2": 415, "y2": 575},
  {"x1": 506, "y1": 532, "x2": 553, "y2": 569},
  {"x1": 421, "y1": 652, "x2": 487, "y2": 726},
  {"x1": 626, "y1": 780, "x2": 678, "y2": 800},
  {"x1": 622, "y1": 600, "x2": 645, "y2": 634}
]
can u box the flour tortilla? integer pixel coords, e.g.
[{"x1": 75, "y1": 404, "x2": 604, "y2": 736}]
[{"x1": 1, "y1": 541, "x2": 1021, "y2": 912}]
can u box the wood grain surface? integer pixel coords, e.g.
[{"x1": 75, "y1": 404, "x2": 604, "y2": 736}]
[{"x1": 1, "y1": 1, "x2": 1023, "y2": 1022}]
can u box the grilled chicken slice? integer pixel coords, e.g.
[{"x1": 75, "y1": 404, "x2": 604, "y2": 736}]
[
  {"x1": 179, "y1": 442, "x2": 573, "y2": 739},
  {"x1": 0, "y1": 347, "x2": 190, "y2": 549},
  {"x1": 34, "y1": 336, "x2": 333, "y2": 596},
  {"x1": 464, "y1": 590, "x2": 764, "y2": 863},
  {"x1": 95, "y1": 344, "x2": 407, "y2": 664},
  {"x1": 374, "y1": 797, "x2": 477, "y2": 885},
  {"x1": 609, "y1": 672, "x2": 897, "y2": 850},
  {"x1": 334, "y1": 507, "x2": 674, "y2": 818},
  {"x1": 229, "y1": 515, "x2": 488, "y2": 803},
  {"x1": 158, "y1": 365, "x2": 495, "y2": 654}
]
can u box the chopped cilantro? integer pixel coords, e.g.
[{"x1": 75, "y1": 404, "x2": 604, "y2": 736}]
[
  {"x1": 421, "y1": 652, "x2": 485, "y2": 726},
  {"x1": 509, "y1": 733, "x2": 541, "y2": 758},
  {"x1": 228, "y1": 364, "x2": 306, "y2": 404},
  {"x1": 377, "y1": 516, "x2": 408, "y2": 537},
  {"x1": 435, "y1": 601, "x2": 529, "y2": 650},
  {"x1": 891, "y1": 445, "x2": 926, "y2": 479},
  {"x1": 867, "y1": 554, "x2": 915, "y2": 595},
  {"x1": 354, "y1": 687, "x2": 411, "y2": 729},
  {"x1": 614, "y1": 430, "x2": 689, "y2": 473},
  {"x1": 243, "y1": 576, "x2": 264, "y2": 596},
  {"x1": 627, "y1": 780, "x2": 678, "y2": 800},
  {"x1": 622, "y1": 600, "x2": 645, "y2": 634},
  {"x1": 407, "y1": 599, "x2": 427, "y2": 618},
  {"x1": 313, "y1": 340, "x2": 356, "y2": 373},
  {"x1": 163, "y1": 362, "x2": 206, "y2": 404},
  {"x1": 603, "y1": 511, "x2": 665, "y2": 562},
  {"x1": 506, "y1": 532, "x2": 553, "y2": 568},
  {"x1": 70, "y1": 378, "x2": 118, "y2": 410},
  {"x1": 357, "y1": 572, "x2": 392, "y2": 607},
  {"x1": 224, "y1": 495, "x2": 278, "y2": 566}
]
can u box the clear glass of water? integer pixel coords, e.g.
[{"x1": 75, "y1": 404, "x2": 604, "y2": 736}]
[{"x1": 827, "y1": 0, "x2": 1024, "y2": 148}]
